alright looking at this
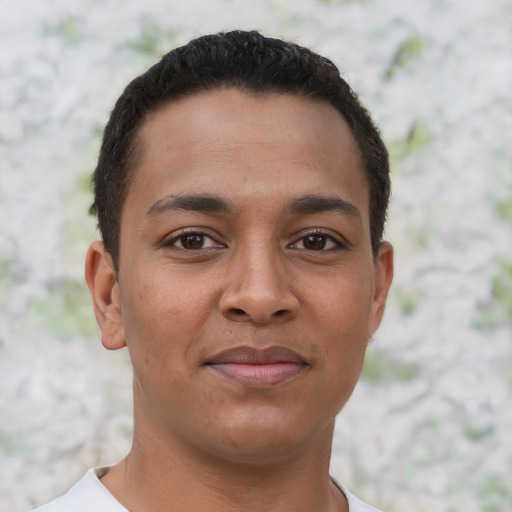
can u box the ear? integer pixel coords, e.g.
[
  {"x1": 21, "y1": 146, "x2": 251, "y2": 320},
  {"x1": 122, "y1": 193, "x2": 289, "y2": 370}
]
[
  {"x1": 370, "y1": 241, "x2": 394, "y2": 336},
  {"x1": 85, "y1": 241, "x2": 126, "y2": 350}
]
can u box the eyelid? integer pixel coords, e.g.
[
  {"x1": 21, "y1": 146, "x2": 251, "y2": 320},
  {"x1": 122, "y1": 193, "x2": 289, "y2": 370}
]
[
  {"x1": 160, "y1": 227, "x2": 348, "y2": 251},
  {"x1": 288, "y1": 228, "x2": 348, "y2": 250},
  {"x1": 162, "y1": 228, "x2": 226, "y2": 249}
]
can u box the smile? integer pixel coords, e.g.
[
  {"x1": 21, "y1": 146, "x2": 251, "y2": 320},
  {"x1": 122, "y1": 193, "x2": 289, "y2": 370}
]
[{"x1": 205, "y1": 346, "x2": 308, "y2": 387}]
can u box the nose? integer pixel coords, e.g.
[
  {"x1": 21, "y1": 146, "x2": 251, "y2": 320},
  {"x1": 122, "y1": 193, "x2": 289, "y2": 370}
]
[{"x1": 219, "y1": 243, "x2": 299, "y2": 325}]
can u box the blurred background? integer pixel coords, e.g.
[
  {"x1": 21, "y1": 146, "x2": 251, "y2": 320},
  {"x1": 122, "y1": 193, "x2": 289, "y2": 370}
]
[{"x1": 0, "y1": 1, "x2": 511, "y2": 511}]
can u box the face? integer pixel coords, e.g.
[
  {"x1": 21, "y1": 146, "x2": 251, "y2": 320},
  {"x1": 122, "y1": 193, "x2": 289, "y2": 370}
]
[{"x1": 87, "y1": 88, "x2": 393, "y2": 465}]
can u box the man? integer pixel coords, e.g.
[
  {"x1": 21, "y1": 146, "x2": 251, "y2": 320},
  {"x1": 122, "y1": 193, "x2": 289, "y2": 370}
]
[{"x1": 34, "y1": 30, "x2": 393, "y2": 511}]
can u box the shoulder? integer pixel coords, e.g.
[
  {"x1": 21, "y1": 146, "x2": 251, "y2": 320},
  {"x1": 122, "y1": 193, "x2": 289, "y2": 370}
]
[
  {"x1": 31, "y1": 467, "x2": 127, "y2": 512},
  {"x1": 332, "y1": 477, "x2": 383, "y2": 512}
]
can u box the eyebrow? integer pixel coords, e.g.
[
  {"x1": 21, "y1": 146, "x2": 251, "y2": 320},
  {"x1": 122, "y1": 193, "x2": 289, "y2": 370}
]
[
  {"x1": 146, "y1": 193, "x2": 361, "y2": 222},
  {"x1": 284, "y1": 195, "x2": 362, "y2": 222},
  {"x1": 146, "y1": 194, "x2": 233, "y2": 216}
]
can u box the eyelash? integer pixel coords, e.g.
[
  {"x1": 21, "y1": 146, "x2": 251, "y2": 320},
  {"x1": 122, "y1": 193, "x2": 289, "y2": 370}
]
[
  {"x1": 163, "y1": 229, "x2": 345, "y2": 252},
  {"x1": 164, "y1": 230, "x2": 224, "y2": 250},
  {"x1": 289, "y1": 230, "x2": 345, "y2": 251}
]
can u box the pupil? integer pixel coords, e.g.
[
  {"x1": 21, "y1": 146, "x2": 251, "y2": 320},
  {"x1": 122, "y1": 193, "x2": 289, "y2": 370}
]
[
  {"x1": 181, "y1": 234, "x2": 203, "y2": 249},
  {"x1": 305, "y1": 235, "x2": 326, "y2": 250}
]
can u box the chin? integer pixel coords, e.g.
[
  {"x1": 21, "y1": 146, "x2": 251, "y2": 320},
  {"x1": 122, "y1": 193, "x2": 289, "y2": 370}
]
[{"x1": 198, "y1": 416, "x2": 335, "y2": 467}]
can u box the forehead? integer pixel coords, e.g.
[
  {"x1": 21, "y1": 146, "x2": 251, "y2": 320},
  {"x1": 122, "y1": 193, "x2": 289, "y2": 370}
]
[
  {"x1": 139, "y1": 88, "x2": 358, "y2": 160},
  {"x1": 126, "y1": 88, "x2": 368, "y2": 220}
]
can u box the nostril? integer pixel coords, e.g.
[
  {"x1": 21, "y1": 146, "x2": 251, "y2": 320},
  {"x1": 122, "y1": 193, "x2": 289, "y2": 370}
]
[
  {"x1": 274, "y1": 309, "x2": 288, "y2": 317},
  {"x1": 231, "y1": 308, "x2": 246, "y2": 316}
]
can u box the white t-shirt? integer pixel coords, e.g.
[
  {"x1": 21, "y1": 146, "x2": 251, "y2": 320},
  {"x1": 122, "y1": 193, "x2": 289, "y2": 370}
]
[{"x1": 32, "y1": 466, "x2": 382, "y2": 512}]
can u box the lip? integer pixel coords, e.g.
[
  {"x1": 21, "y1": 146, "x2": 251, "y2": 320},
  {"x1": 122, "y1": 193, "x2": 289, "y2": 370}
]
[{"x1": 205, "y1": 346, "x2": 308, "y2": 387}]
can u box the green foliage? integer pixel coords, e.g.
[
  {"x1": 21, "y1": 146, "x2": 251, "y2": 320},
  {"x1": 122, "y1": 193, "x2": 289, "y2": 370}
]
[
  {"x1": 43, "y1": 15, "x2": 84, "y2": 44},
  {"x1": 362, "y1": 348, "x2": 419, "y2": 383},
  {"x1": 0, "y1": 255, "x2": 13, "y2": 284},
  {"x1": 464, "y1": 424, "x2": 493, "y2": 442},
  {"x1": 76, "y1": 171, "x2": 93, "y2": 195},
  {"x1": 395, "y1": 286, "x2": 421, "y2": 316},
  {"x1": 124, "y1": 21, "x2": 179, "y2": 59},
  {"x1": 493, "y1": 197, "x2": 512, "y2": 224},
  {"x1": 89, "y1": 121, "x2": 105, "y2": 142},
  {"x1": 353, "y1": 462, "x2": 369, "y2": 487},
  {"x1": 492, "y1": 260, "x2": 512, "y2": 317},
  {"x1": 404, "y1": 119, "x2": 432, "y2": 153},
  {"x1": 413, "y1": 224, "x2": 433, "y2": 249},
  {"x1": 386, "y1": 139, "x2": 404, "y2": 176},
  {"x1": 427, "y1": 413, "x2": 441, "y2": 430},
  {"x1": 26, "y1": 278, "x2": 97, "y2": 338},
  {"x1": 67, "y1": 124, "x2": 102, "y2": 220},
  {"x1": 473, "y1": 259, "x2": 512, "y2": 330},
  {"x1": 24, "y1": 121, "x2": 42, "y2": 137},
  {"x1": 386, "y1": 119, "x2": 432, "y2": 174},
  {"x1": 478, "y1": 475, "x2": 511, "y2": 512},
  {"x1": 384, "y1": 35, "x2": 425, "y2": 80},
  {"x1": 0, "y1": 435, "x2": 26, "y2": 456},
  {"x1": 408, "y1": 440, "x2": 429, "y2": 470},
  {"x1": 472, "y1": 308, "x2": 506, "y2": 331},
  {"x1": 0, "y1": 255, "x2": 15, "y2": 303},
  {"x1": 22, "y1": 131, "x2": 100, "y2": 340}
]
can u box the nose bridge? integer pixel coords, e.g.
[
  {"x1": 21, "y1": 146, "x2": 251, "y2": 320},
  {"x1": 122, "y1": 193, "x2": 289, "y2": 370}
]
[
  {"x1": 241, "y1": 239, "x2": 282, "y2": 294},
  {"x1": 220, "y1": 235, "x2": 298, "y2": 324}
]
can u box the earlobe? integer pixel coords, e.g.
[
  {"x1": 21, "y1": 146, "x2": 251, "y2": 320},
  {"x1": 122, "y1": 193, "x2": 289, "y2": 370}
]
[
  {"x1": 85, "y1": 241, "x2": 127, "y2": 350},
  {"x1": 370, "y1": 241, "x2": 394, "y2": 336}
]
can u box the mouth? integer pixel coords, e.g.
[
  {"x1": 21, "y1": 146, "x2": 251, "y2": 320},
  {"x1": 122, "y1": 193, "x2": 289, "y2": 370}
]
[{"x1": 205, "y1": 346, "x2": 308, "y2": 387}]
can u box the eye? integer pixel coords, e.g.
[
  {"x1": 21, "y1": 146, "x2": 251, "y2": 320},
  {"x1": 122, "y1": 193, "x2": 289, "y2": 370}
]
[
  {"x1": 167, "y1": 231, "x2": 223, "y2": 250},
  {"x1": 291, "y1": 232, "x2": 343, "y2": 251}
]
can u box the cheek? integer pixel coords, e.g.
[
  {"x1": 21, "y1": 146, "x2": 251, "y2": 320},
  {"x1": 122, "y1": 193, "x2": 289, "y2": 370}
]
[
  {"x1": 119, "y1": 270, "x2": 217, "y2": 378},
  {"x1": 310, "y1": 269, "x2": 374, "y2": 385},
  {"x1": 122, "y1": 265, "x2": 208, "y2": 332},
  {"x1": 312, "y1": 267, "x2": 375, "y2": 336}
]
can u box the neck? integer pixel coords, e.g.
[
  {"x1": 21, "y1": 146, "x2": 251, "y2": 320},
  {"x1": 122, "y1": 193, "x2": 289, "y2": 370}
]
[{"x1": 101, "y1": 400, "x2": 347, "y2": 512}]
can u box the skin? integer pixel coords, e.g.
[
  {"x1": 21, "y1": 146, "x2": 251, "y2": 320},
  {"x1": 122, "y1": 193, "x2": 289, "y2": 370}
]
[{"x1": 86, "y1": 88, "x2": 393, "y2": 512}]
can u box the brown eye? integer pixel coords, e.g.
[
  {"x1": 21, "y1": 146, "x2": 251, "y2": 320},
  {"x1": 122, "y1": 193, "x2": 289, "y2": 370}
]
[
  {"x1": 167, "y1": 231, "x2": 223, "y2": 251},
  {"x1": 179, "y1": 234, "x2": 205, "y2": 250},
  {"x1": 290, "y1": 232, "x2": 342, "y2": 251},
  {"x1": 303, "y1": 235, "x2": 327, "y2": 250}
]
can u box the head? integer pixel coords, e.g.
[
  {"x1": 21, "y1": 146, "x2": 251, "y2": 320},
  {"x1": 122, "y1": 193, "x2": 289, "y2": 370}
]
[
  {"x1": 92, "y1": 30, "x2": 390, "y2": 271},
  {"x1": 85, "y1": 31, "x2": 394, "y2": 468}
]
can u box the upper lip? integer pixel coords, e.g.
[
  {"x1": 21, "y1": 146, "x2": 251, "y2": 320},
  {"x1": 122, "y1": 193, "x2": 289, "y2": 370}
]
[{"x1": 206, "y1": 346, "x2": 306, "y2": 365}]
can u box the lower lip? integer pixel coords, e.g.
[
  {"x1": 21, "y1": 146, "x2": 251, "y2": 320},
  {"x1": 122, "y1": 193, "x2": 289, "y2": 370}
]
[{"x1": 208, "y1": 363, "x2": 305, "y2": 387}]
